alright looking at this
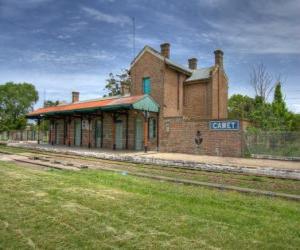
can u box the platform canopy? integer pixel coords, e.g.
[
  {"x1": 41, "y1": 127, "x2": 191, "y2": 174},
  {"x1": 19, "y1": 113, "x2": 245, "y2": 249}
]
[{"x1": 27, "y1": 94, "x2": 160, "y2": 119}]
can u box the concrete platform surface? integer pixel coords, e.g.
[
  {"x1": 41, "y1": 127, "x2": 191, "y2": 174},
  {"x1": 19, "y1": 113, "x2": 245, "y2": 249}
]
[{"x1": 6, "y1": 142, "x2": 300, "y2": 171}]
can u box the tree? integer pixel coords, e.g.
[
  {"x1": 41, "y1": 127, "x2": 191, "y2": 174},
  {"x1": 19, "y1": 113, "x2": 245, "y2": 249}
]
[
  {"x1": 0, "y1": 82, "x2": 38, "y2": 132},
  {"x1": 249, "y1": 96, "x2": 273, "y2": 129},
  {"x1": 228, "y1": 94, "x2": 254, "y2": 119},
  {"x1": 44, "y1": 100, "x2": 60, "y2": 107},
  {"x1": 271, "y1": 81, "x2": 294, "y2": 131},
  {"x1": 250, "y1": 63, "x2": 274, "y2": 102},
  {"x1": 291, "y1": 113, "x2": 300, "y2": 131},
  {"x1": 104, "y1": 69, "x2": 131, "y2": 97}
]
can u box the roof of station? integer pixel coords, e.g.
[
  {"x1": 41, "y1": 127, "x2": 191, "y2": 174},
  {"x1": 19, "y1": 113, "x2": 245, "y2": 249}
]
[{"x1": 27, "y1": 94, "x2": 159, "y2": 119}]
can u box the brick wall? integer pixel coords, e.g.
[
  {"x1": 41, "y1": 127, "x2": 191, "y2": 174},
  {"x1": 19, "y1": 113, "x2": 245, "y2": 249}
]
[
  {"x1": 131, "y1": 51, "x2": 165, "y2": 107},
  {"x1": 163, "y1": 68, "x2": 185, "y2": 117},
  {"x1": 183, "y1": 80, "x2": 210, "y2": 118},
  {"x1": 160, "y1": 117, "x2": 244, "y2": 157}
]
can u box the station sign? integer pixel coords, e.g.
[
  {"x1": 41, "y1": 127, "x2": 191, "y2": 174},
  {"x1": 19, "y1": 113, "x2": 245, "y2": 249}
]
[{"x1": 209, "y1": 120, "x2": 240, "y2": 131}]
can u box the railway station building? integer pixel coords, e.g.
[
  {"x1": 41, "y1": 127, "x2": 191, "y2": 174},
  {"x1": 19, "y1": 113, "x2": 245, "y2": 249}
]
[{"x1": 27, "y1": 43, "x2": 247, "y2": 157}]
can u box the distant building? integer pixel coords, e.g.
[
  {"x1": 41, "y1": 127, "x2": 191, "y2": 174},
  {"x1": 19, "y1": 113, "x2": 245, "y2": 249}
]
[{"x1": 27, "y1": 43, "x2": 247, "y2": 156}]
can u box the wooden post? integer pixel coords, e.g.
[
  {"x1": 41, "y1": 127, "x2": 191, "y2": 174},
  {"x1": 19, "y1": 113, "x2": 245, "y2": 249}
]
[{"x1": 144, "y1": 114, "x2": 148, "y2": 153}]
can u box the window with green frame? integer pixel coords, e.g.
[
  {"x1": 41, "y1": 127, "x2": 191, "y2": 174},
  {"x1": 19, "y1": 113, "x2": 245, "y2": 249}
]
[{"x1": 143, "y1": 77, "x2": 151, "y2": 94}]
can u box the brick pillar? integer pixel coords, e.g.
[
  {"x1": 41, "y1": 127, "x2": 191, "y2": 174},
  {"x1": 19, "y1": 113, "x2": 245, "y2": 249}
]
[
  {"x1": 160, "y1": 43, "x2": 170, "y2": 58},
  {"x1": 188, "y1": 58, "x2": 197, "y2": 70}
]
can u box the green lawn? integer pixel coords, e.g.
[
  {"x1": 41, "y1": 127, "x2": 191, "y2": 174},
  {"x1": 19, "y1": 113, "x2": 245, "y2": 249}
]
[{"x1": 0, "y1": 161, "x2": 300, "y2": 249}]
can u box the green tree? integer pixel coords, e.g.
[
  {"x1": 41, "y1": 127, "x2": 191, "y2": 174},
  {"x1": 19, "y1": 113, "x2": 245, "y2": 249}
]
[
  {"x1": 249, "y1": 96, "x2": 273, "y2": 129},
  {"x1": 104, "y1": 73, "x2": 120, "y2": 97},
  {"x1": 271, "y1": 82, "x2": 294, "y2": 131},
  {"x1": 104, "y1": 69, "x2": 131, "y2": 97},
  {"x1": 228, "y1": 94, "x2": 254, "y2": 119},
  {"x1": 44, "y1": 100, "x2": 60, "y2": 107},
  {"x1": 291, "y1": 113, "x2": 300, "y2": 131},
  {"x1": 0, "y1": 82, "x2": 38, "y2": 131}
]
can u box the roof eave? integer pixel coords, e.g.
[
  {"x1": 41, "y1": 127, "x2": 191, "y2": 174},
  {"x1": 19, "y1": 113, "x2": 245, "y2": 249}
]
[
  {"x1": 184, "y1": 77, "x2": 211, "y2": 84},
  {"x1": 166, "y1": 63, "x2": 192, "y2": 76},
  {"x1": 130, "y1": 46, "x2": 192, "y2": 76}
]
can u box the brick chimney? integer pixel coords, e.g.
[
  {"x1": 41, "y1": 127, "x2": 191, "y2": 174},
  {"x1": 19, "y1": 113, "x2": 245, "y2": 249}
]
[
  {"x1": 120, "y1": 83, "x2": 130, "y2": 96},
  {"x1": 188, "y1": 58, "x2": 197, "y2": 70},
  {"x1": 160, "y1": 43, "x2": 170, "y2": 58},
  {"x1": 214, "y1": 49, "x2": 224, "y2": 68},
  {"x1": 72, "y1": 91, "x2": 79, "y2": 103}
]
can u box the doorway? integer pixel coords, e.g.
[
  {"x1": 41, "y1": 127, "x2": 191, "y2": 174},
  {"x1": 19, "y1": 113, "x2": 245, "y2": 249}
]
[
  {"x1": 135, "y1": 118, "x2": 143, "y2": 150},
  {"x1": 74, "y1": 120, "x2": 81, "y2": 146},
  {"x1": 95, "y1": 120, "x2": 102, "y2": 148},
  {"x1": 115, "y1": 121, "x2": 123, "y2": 149}
]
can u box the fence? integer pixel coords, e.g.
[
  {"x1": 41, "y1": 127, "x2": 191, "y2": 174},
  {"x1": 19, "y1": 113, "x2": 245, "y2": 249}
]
[
  {"x1": 244, "y1": 131, "x2": 300, "y2": 157},
  {"x1": 0, "y1": 130, "x2": 49, "y2": 143}
]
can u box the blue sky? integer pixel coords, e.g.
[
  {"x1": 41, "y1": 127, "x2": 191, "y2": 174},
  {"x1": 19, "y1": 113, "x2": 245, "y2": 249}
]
[{"x1": 0, "y1": 0, "x2": 299, "y2": 112}]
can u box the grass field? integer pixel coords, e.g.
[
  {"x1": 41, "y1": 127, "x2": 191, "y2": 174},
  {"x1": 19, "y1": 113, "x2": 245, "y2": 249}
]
[
  {"x1": 0, "y1": 161, "x2": 300, "y2": 249},
  {"x1": 1, "y1": 145, "x2": 300, "y2": 196}
]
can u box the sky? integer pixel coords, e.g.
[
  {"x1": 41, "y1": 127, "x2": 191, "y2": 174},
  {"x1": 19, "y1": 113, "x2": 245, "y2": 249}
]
[{"x1": 0, "y1": 0, "x2": 299, "y2": 112}]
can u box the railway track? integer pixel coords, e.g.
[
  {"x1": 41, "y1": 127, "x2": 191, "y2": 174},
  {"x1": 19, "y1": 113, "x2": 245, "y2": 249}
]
[{"x1": 1, "y1": 149, "x2": 300, "y2": 201}]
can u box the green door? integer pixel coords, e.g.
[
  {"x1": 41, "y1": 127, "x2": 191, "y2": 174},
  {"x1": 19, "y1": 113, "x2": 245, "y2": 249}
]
[
  {"x1": 135, "y1": 118, "x2": 143, "y2": 150},
  {"x1": 74, "y1": 120, "x2": 81, "y2": 146},
  {"x1": 115, "y1": 122, "x2": 123, "y2": 150},
  {"x1": 95, "y1": 120, "x2": 102, "y2": 148}
]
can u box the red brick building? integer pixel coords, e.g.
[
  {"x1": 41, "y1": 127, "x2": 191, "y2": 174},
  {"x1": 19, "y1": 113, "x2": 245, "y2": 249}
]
[{"x1": 27, "y1": 43, "x2": 247, "y2": 157}]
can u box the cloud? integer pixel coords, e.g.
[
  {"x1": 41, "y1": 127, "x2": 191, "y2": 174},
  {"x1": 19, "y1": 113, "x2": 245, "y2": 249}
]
[
  {"x1": 0, "y1": 70, "x2": 108, "y2": 106},
  {"x1": 57, "y1": 34, "x2": 71, "y2": 40},
  {"x1": 0, "y1": 0, "x2": 52, "y2": 17},
  {"x1": 81, "y1": 6, "x2": 131, "y2": 25},
  {"x1": 27, "y1": 50, "x2": 116, "y2": 65},
  {"x1": 202, "y1": 1, "x2": 300, "y2": 54},
  {"x1": 198, "y1": 0, "x2": 226, "y2": 7},
  {"x1": 250, "y1": 0, "x2": 300, "y2": 18}
]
